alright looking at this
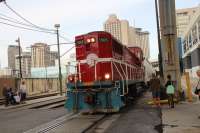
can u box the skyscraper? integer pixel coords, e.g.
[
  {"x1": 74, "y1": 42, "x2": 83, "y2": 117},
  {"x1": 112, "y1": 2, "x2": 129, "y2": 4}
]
[
  {"x1": 15, "y1": 52, "x2": 31, "y2": 77},
  {"x1": 104, "y1": 14, "x2": 130, "y2": 46},
  {"x1": 104, "y1": 14, "x2": 150, "y2": 59},
  {"x1": 50, "y1": 51, "x2": 58, "y2": 66},
  {"x1": 176, "y1": 7, "x2": 198, "y2": 37},
  {"x1": 31, "y1": 43, "x2": 50, "y2": 67},
  {"x1": 8, "y1": 45, "x2": 22, "y2": 69},
  {"x1": 134, "y1": 28, "x2": 150, "y2": 59}
]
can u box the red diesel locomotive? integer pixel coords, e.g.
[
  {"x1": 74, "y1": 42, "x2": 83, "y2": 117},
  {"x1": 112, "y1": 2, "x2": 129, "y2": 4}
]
[{"x1": 66, "y1": 31, "x2": 145, "y2": 113}]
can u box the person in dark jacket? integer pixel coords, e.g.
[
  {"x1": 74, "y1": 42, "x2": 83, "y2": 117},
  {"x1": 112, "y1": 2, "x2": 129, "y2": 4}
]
[
  {"x1": 2, "y1": 84, "x2": 9, "y2": 106},
  {"x1": 149, "y1": 74, "x2": 161, "y2": 107},
  {"x1": 165, "y1": 75, "x2": 174, "y2": 108},
  {"x1": 9, "y1": 88, "x2": 16, "y2": 105}
]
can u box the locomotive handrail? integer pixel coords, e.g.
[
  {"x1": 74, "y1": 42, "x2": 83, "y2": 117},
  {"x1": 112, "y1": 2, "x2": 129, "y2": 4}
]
[
  {"x1": 112, "y1": 61, "x2": 125, "y2": 96},
  {"x1": 70, "y1": 58, "x2": 138, "y2": 69}
]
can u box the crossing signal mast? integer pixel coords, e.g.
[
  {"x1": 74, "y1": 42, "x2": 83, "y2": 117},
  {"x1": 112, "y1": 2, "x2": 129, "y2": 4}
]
[{"x1": 157, "y1": 0, "x2": 181, "y2": 91}]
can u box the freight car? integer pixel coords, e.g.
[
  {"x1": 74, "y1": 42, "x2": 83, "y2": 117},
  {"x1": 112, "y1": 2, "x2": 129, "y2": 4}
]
[{"x1": 65, "y1": 31, "x2": 145, "y2": 113}]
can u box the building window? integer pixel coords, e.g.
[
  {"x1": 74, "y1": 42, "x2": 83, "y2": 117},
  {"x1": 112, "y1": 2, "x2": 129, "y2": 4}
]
[
  {"x1": 183, "y1": 40, "x2": 186, "y2": 53},
  {"x1": 192, "y1": 25, "x2": 197, "y2": 45},
  {"x1": 188, "y1": 33, "x2": 192, "y2": 48}
]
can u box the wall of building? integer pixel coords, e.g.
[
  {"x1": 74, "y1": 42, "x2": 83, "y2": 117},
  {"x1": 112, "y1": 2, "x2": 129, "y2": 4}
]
[
  {"x1": 31, "y1": 43, "x2": 50, "y2": 67},
  {"x1": 182, "y1": 6, "x2": 200, "y2": 78},
  {"x1": 0, "y1": 78, "x2": 17, "y2": 97},
  {"x1": 8, "y1": 45, "x2": 21, "y2": 70},
  {"x1": 176, "y1": 7, "x2": 198, "y2": 37}
]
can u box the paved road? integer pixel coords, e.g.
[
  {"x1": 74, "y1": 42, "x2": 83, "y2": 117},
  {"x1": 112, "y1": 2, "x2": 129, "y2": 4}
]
[
  {"x1": 103, "y1": 92, "x2": 162, "y2": 133},
  {"x1": 0, "y1": 107, "x2": 68, "y2": 133}
]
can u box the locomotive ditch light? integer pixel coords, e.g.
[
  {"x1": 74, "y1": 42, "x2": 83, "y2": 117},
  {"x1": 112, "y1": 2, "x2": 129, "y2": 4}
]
[{"x1": 105, "y1": 73, "x2": 110, "y2": 80}]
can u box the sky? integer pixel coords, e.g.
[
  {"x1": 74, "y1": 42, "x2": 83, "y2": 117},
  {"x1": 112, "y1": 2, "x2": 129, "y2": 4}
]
[{"x1": 0, "y1": 0, "x2": 199, "y2": 67}]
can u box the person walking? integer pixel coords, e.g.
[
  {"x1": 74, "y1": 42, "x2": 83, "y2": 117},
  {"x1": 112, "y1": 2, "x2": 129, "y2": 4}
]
[
  {"x1": 2, "y1": 84, "x2": 9, "y2": 106},
  {"x1": 165, "y1": 75, "x2": 175, "y2": 108},
  {"x1": 149, "y1": 74, "x2": 161, "y2": 107}
]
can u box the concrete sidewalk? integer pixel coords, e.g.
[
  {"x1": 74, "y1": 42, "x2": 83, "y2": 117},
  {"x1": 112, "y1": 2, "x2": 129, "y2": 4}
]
[{"x1": 162, "y1": 101, "x2": 200, "y2": 133}]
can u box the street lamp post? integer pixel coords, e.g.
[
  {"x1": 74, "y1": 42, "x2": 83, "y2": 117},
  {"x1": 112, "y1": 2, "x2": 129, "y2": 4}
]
[{"x1": 55, "y1": 24, "x2": 63, "y2": 96}]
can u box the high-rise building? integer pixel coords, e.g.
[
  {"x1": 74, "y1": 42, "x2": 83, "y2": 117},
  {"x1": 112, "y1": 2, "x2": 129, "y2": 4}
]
[
  {"x1": 15, "y1": 52, "x2": 31, "y2": 77},
  {"x1": 135, "y1": 28, "x2": 150, "y2": 59},
  {"x1": 104, "y1": 14, "x2": 130, "y2": 46},
  {"x1": 104, "y1": 14, "x2": 150, "y2": 59},
  {"x1": 31, "y1": 43, "x2": 50, "y2": 67},
  {"x1": 176, "y1": 7, "x2": 198, "y2": 37},
  {"x1": 128, "y1": 26, "x2": 137, "y2": 45},
  {"x1": 50, "y1": 51, "x2": 58, "y2": 66},
  {"x1": 8, "y1": 45, "x2": 22, "y2": 69}
]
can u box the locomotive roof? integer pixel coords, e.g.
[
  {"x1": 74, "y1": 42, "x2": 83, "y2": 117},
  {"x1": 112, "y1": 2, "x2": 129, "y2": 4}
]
[{"x1": 75, "y1": 31, "x2": 143, "y2": 53}]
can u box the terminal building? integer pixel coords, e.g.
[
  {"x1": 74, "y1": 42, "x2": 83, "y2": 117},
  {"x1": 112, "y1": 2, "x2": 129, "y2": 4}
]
[{"x1": 182, "y1": 6, "x2": 200, "y2": 78}]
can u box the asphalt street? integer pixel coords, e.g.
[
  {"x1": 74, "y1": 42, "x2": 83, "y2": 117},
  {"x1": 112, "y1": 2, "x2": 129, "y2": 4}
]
[
  {"x1": 104, "y1": 92, "x2": 162, "y2": 133},
  {"x1": 0, "y1": 107, "x2": 68, "y2": 133}
]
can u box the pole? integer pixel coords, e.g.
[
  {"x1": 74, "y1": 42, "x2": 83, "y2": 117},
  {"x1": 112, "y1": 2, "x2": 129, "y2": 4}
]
[
  {"x1": 16, "y1": 37, "x2": 22, "y2": 79},
  {"x1": 45, "y1": 65, "x2": 47, "y2": 92},
  {"x1": 55, "y1": 24, "x2": 62, "y2": 95},
  {"x1": 155, "y1": 0, "x2": 163, "y2": 78},
  {"x1": 185, "y1": 72, "x2": 192, "y2": 102}
]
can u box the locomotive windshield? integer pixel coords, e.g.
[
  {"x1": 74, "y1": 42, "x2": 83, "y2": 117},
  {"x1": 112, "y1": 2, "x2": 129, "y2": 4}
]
[
  {"x1": 99, "y1": 37, "x2": 109, "y2": 43},
  {"x1": 76, "y1": 39, "x2": 84, "y2": 45}
]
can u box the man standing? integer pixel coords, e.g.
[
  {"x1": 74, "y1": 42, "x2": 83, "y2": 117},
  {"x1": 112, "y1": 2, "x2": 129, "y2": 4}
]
[
  {"x1": 149, "y1": 74, "x2": 161, "y2": 107},
  {"x1": 19, "y1": 81, "x2": 27, "y2": 103}
]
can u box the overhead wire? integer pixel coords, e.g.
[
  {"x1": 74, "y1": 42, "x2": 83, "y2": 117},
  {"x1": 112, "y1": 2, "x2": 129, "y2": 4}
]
[
  {"x1": 25, "y1": 42, "x2": 75, "y2": 49},
  {"x1": 4, "y1": 1, "x2": 55, "y2": 32},
  {"x1": 0, "y1": 1, "x2": 74, "y2": 46},
  {"x1": 0, "y1": 16, "x2": 49, "y2": 30},
  {"x1": 0, "y1": 12, "x2": 24, "y2": 23},
  {"x1": 0, "y1": 14, "x2": 72, "y2": 41},
  {"x1": 60, "y1": 46, "x2": 75, "y2": 57},
  {"x1": 0, "y1": 21, "x2": 56, "y2": 34}
]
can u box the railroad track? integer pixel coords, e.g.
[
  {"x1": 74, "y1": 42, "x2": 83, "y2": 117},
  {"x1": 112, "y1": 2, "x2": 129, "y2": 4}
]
[
  {"x1": 0, "y1": 97, "x2": 66, "y2": 113},
  {"x1": 29, "y1": 98, "x2": 66, "y2": 109},
  {"x1": 0, "y1": 92, "x2": 59, "y2": 105}
]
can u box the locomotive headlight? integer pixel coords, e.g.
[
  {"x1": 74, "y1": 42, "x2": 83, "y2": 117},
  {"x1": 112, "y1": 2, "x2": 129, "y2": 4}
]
[
  {"x1": 90, "y1": 38, "x2": 95, "y2": 43},
  {"x1": 105, "y1": 73, "x2": 110, "y2": 80},
  {"x1": 86, "y1": 38, "x2": 91, "y2": 43}
]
